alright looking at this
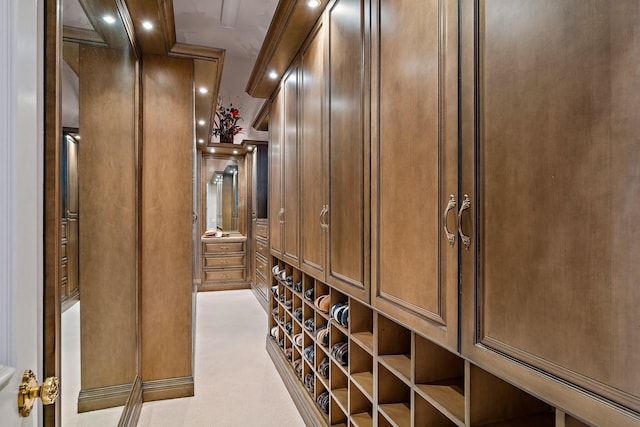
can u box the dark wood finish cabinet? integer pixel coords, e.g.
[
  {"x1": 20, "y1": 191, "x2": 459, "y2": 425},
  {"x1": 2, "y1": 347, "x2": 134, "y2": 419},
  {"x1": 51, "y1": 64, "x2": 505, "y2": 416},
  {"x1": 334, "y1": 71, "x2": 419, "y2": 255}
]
[
  {"x1": 249, "y1": 141, "x2": 270, "y2": 309},
  {"x1": 371, "y1": 0, "x2": 459, "y2": 351},
  {"x1": 460, "y1": 1, "x2": 640, "y2": 424}
]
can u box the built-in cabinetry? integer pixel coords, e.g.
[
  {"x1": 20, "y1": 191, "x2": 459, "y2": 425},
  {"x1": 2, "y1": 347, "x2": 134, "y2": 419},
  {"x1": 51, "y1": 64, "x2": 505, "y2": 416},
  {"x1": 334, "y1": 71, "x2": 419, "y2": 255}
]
[
  {"x1": 277, "y1": 1, "x2": 370, "y2": 303},
  {"x1": 260, "y1": 0, "x2": 640, "y2": 425},
  {"x1": 249, "y1": 140, "x2": 270, "y2": 308},
  {"x1": 269, "y1": 257, "x2": 591, "y2": 427},
  {"x1": 200, "y1": 235, "x2": 247, "y2": 291}
]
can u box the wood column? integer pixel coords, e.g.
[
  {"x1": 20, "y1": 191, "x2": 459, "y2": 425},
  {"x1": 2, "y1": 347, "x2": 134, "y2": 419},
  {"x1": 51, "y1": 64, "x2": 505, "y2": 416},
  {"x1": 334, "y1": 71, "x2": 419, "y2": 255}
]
[{"x1": 141, "y1": 54, "x2": 194, "y2": 401}]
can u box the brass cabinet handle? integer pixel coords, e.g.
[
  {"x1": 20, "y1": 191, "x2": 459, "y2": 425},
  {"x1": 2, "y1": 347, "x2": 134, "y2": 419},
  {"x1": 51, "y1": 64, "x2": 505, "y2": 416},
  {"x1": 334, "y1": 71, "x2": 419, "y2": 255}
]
[
  {"x1": 18, "y1": 370, "x2": 59, "y2": 417},
  {"x1": 443, "y1": 195, "x2": 456, "y2": 246},
  {"x1": 279, "y1": 208, "x2": 285, "y2": 224},
  {"x1": 319, "y1": 206, "x2": 326, "y2": 227},
  {"x1": 458, "y1": 194, "x2": 471, "y2": 250}
]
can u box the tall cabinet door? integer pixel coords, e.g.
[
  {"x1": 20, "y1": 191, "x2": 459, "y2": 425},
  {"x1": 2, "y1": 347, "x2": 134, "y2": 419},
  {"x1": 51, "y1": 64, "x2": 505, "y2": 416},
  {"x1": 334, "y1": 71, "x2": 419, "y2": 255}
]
[
  {"x1": 269, "y1": 92, "x2": 283, "y2": 256},
  {"x1": 371, "y1": 0, "x2": 459, "y2": 351},
  {"x1": 282, "y1": 67, "x2": 300, "y2": 266},
  {"x1": 299, "y1": 23, "x2": 327, "y2": 279},
  {"x1": 326, "y1": 0, "x2": 370, "y2": 302},
  {"x1": 460, "y1": 1, "x2": 640, "y2": 422}
]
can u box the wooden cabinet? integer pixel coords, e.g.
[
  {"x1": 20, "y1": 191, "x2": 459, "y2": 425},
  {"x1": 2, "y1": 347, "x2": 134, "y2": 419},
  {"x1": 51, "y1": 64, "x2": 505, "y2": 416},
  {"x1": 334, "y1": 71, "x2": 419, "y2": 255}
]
[
  {"x1": 200, "y1": 236, "x2": 247, "y2": 291},
  {"x1": 250, "y1": 141, "x2": 270, "y2": 309},
  {"x1": 298, "y1": 0, "x2": 370, "y2": 303},
  {"x1": 370, "y1": 0, "x2": 459, "y2": 351},
  {"x1": 459, "y1": 1, "x2": 640, "y2": 424},
  {"x1": 282, "y1": 67, "x2": 300, "y2": 266},
  {"x1": 269, "y1": 92, "x2": 283, "y2": 257}
]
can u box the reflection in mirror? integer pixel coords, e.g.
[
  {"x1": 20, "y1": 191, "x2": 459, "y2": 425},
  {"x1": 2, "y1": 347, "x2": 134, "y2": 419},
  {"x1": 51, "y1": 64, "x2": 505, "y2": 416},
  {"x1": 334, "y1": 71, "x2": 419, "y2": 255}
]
[
  {"x1": 206, "y1": 158, "x2": 240, "y2": 232},
  {"x1": 60, "y1": 0, "x2": 137, "y2": 424}
]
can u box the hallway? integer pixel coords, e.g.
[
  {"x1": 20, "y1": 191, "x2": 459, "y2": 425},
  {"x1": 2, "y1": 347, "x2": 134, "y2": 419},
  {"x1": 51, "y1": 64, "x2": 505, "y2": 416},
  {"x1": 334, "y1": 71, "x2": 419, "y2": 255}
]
[
  {"x1": 136, "y1": 290, "x2": 303, "y2": 426},
  {"x1": 62, "y1": 290, "x2": 303, "y2": 426}
]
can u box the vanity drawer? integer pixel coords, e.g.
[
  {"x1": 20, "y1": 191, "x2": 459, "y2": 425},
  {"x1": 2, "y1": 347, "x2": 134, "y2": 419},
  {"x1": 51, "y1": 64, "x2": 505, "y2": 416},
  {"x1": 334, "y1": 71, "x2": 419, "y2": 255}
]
[
  {"x1": 204, "y1": 269, "x2": 245, "y2": 282},
  {"x1": 256, "y1": 221, "x2": 268, "y2": 239},
  {"x1": 203, "y1": 255, "x2": 245, "y2": 268},
  {"x1": 203, "y1": 242, "x2": 244, "y2": 254},
  {"x1": 255, "y1": 237, "x2": 268, "y2": 257},
  {"x1": 255, "y1": 253, "x2": 269, "y2": 279}
]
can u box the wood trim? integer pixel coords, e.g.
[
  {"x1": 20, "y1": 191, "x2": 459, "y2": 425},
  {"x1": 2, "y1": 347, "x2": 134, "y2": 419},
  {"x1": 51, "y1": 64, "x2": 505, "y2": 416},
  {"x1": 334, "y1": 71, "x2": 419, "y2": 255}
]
[
  {"x1": 170, "y1": 43, "x2": 225, "y2": 61},
  {"x1": 252, "y1": 100, "x2": 270, "y2": 131},
  {"x1": 78, "y1": 383, "x2": 133, "y2": 413},
  {"x1": 160, "y1": 0, "x2": 176, "y2": 52},
  {"x1": 266, "y1": 338, "x2": 326, "y2": 427},
  {"x1": 44, "y1": 0, "x2": 62, "y2": 424},
  {"x1": 118, "y1": 375, "x2": 142, "y2": 427},
  {"x1": 250, "y1": 285, "x2": 269, "y2": 313},
  {"x1": 246, "y1": 0, "x2": 326, "y2": 99},
  {"x1": 62, "y1": 26, "x2": 107, "y2": 46},
  {"x1": 198, "y1": 282, "x2": 252, "y2": 292},
  {"x1": 142, "y1": 376, "x2": 194, "y2": 402}
]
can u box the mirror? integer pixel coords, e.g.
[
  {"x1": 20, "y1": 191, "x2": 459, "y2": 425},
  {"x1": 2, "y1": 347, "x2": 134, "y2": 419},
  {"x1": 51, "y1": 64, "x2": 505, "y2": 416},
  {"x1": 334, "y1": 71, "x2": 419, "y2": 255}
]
[
  {"x1": 205, "y1": 157, "x2": 240, "y2": 232},
  {"x1": 60, "y1": 0, "x2": 138, "y2": 423}
]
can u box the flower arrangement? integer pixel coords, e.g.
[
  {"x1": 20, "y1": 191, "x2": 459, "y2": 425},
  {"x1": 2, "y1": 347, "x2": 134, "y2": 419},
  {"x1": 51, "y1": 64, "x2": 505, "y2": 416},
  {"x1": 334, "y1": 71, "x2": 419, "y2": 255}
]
[{"x1": 212, "y1": 102, "x2": 243, "y2": 143}]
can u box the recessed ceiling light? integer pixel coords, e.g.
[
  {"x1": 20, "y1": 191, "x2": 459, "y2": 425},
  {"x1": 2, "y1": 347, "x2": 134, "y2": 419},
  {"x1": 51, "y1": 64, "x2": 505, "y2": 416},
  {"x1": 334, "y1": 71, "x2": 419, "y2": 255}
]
[
  {"x1": 269, "y1": 71, "x2": 278, "y2": 80},
  {"x1": 75, "y1": 135, "x2": 81, "y2": 140},
  {"x1": 198, "y1": 139, "x2": 204, "y2": 143},
  {"x1": 142, "y1": 21, "x2": 153, "y2": 30},
  {"x1": 233, "y1": 150, "x2": 238, "y2": 154},
  {"x1": 307, "y1": 0, "x2": 321, "y2": 8},
  {"x1": 199, "y1": 87, "x2": 208, "y2": 94},
  {"x1": 103, "y1": 15, "x2": 116, "y2": 24},
  {"x1": 247, "y1": 146, "x2": 254, "y2": 151},
  {"x1": 198, "y1": 119, "x2": 206, "y2": 126},
  {"x1": 209, "y1": 148, "x2": 216, "y2": 153}
]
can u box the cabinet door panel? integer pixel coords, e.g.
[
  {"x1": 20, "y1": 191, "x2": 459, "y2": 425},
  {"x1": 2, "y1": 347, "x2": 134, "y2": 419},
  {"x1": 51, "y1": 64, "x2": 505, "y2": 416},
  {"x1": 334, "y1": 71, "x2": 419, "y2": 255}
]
[
  {"x1": 372, "y1": 0, "x2": 458, "y2": 350},
  {"x1": 283, "y1": 67, "x2": 300, "y2": 265},
  {"x1": 269, "y1": 92, "x2": 283, "y2": 255},
  {"x1": 327, "y1": 0, "x2": 369, "y2": 301},
  {"x1": 300, "y1": 24, "x2": 326, "y2": 278},
  {"x1": 461, "y1": 0, "x2": 640, "y2": 415}
]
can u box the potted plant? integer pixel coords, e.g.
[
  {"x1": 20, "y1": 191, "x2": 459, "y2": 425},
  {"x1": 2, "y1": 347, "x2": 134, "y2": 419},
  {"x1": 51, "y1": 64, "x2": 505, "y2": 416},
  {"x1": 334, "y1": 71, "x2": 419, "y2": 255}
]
[{"x1": 212, "y1": 102, "x2": 243, "y2": 143}]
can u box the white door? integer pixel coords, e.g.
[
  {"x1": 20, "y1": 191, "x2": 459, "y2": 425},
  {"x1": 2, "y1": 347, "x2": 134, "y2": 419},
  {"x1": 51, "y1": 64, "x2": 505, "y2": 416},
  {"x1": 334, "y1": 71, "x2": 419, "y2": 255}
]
[{"x1": 0, "y1": 0, "x2": 44, "y2": 425}]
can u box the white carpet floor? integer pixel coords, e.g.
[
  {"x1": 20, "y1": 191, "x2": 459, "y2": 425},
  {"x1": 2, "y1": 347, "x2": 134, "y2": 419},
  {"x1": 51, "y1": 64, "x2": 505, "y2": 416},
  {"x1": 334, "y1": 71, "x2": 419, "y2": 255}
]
[{"x1": 62, "y1": 290, "x2": 304, "y2": 426}]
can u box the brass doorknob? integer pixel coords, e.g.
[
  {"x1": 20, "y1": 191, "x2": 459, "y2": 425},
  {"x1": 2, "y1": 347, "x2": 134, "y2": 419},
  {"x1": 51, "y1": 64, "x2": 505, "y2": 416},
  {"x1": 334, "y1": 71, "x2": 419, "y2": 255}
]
[{"x1": 18, "y1": 370, "x2": 59, "y2": 417}]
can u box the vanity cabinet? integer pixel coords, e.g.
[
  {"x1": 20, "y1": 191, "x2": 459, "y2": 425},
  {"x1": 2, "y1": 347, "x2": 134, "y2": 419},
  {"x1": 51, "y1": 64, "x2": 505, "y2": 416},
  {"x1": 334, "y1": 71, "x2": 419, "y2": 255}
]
[
  {"x1": 370, "y1": 0, "x2": 459, "y2": 351},
  {"x1": 201, "y1": 235, "x2": 247, "y2": 290},
  {"x1": 269, "y1": 91, "x2": 283, "y2": 257}
]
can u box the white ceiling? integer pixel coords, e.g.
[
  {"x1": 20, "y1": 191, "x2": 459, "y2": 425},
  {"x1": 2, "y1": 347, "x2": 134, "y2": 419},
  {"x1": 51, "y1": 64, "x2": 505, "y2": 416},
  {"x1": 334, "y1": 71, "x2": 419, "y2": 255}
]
[
  {"x1": 62, "y1": 0, "x2": 95, "y2": 30},
  {"x1": 173, "y1": 0, "x2": 279, "y2": 60}
]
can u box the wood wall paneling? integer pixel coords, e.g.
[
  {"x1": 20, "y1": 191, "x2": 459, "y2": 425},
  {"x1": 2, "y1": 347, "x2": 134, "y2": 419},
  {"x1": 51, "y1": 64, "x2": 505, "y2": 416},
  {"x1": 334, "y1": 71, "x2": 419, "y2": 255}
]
[
  {"x1": 141, "y1": 54, "x2": 194, "y2": 388},
  {"x1": 461, "y1": 0, "x2": 640, "y2": 421},
  {"x1": 78, "y1": 45, "x2": 137, "y2": 407},
  {"x1": 299, "y1": 23, "x2": 326, "y2": 279},
  {"x1": 283, "y1": 66, "x2": 300, "y2": 266},
  {"x1": 270, "y1": 92, "x2": 283, "y2": 256},
  {"x1": 326, "y1": 0, "x2": 369, "y2": 300}
]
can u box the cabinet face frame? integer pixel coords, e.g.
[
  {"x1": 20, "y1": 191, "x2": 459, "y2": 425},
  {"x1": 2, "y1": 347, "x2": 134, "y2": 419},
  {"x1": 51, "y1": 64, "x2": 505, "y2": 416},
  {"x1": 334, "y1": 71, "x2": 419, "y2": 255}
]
[
  {"x1": 459, "y1": 1, "x2": 640, "y2": 425},
  {"x1": 370, "y1": 0, "x2": 459, "y2": 351}
]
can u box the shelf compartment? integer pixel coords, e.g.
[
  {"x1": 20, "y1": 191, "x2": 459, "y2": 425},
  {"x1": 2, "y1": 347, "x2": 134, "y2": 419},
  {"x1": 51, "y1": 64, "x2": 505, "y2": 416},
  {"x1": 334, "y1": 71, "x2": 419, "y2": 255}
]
[
  {"x1": 350, "y1": 299, "x2": 374, "y2": 353},
  {"x1": 350, "y1": 380, "x2": 372, "y2": 426},
  {"x1": 467, "y1": 362, "x2": 553, "y2": 426},
  {"x1": 378, "y1": 354, "x2": 411, "y2": 386},
  {"x1": 332, "y1": 387, "x2": 349, "y2": 415},
  {"x1": 350, "y1": 341, "x2": 373, "y2": 400},
  {"x1": 350, "y1": 412, "x2": 373, "y2": 427},
  {"x1": 378, "y1": 364, "x2": 411, "y2": 427},
  {"x1": 377, "y1": 314, "x2": 411, "y2": 384},
  {"x1": 378, "y1": 403, "x2": 411, "y2": 427},
  {"x1": 415, "y1": 392, "x2": 458, "y2": 426},
  {"x1": 330, "y1": 396, "x2": 348, "y2": 426},
  {"x1": 414, "y1": 333, "x2": 465, "y2": 424}
]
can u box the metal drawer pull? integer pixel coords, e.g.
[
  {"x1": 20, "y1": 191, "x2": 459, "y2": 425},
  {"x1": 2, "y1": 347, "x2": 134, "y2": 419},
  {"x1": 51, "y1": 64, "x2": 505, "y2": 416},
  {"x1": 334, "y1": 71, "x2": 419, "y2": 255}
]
[
  {"x1": 319, "y1": 206, "x2": 325, "y2": 227},
  {"x1": 322, "y1": 205, "x2": 329, "y2": 228},
  {"x1": 458, "y1": 194, "x2": 471, "y2": 250},
  {"x1": 443, "y1": 195, "x2": 456, "y2": 246}
]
